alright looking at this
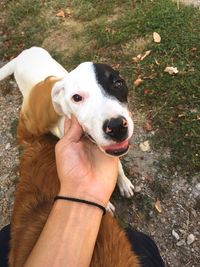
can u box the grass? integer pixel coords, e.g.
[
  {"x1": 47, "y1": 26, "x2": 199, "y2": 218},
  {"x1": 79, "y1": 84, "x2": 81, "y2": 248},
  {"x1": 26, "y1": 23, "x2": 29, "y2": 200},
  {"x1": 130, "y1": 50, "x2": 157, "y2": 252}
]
[{"x1": 1, "y1": 0, "x2": 200, "y2": 178}]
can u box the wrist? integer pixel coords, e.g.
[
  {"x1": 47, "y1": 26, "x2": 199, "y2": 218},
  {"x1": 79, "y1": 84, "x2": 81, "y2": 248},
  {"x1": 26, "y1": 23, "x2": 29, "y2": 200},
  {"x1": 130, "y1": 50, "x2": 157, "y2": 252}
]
[
  {"x1": 53, "y1": 196, "x2": 104, "y2": 218},
  {"x1": 58, "y1": 187, "x2": 110, "y2": 207},
  {"x1": 58, "y1": 190, "x2": 108, "y2": 207},
  {"x1": 54, "y1": 196, "x2": 106, "y2": 215}
]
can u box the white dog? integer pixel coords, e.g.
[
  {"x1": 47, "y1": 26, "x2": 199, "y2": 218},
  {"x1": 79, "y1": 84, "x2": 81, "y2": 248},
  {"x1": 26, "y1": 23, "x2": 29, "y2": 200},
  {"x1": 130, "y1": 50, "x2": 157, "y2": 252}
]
[{"x1": 0, "y1": 47, "x2": 134, "y2": 210}]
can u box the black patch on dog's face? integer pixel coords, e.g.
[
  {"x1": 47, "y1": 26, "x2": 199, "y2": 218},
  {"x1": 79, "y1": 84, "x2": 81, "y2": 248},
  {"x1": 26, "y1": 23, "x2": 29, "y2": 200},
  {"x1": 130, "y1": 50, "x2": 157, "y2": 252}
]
[{"x1": 93, "y1": 63, "x2": 128, "y2": 103}]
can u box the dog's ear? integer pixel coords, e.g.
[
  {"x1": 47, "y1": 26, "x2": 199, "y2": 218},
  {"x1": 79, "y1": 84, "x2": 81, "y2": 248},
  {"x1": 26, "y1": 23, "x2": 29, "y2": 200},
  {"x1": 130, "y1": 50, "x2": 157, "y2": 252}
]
[
  {"x1": 51, "y1": 80, "x2": 71, "y2": 117},
  {"x1": 51, "y1": 80, "x2": 66, "y2": 115}
]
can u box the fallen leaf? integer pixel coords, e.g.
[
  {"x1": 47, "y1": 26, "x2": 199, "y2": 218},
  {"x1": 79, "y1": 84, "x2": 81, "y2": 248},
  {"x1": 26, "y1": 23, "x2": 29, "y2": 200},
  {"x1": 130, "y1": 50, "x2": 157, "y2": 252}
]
[
  {"x1": 155, "y1": 58, "x2": 160, "y2": 65},
  {"x1": 190, "y1": 108, "x2": 197, "y2": 113},
  {"x1": 143, "y1": 121, "x2": 153, "y2": 132},
  {"x1": 132, "y1": 54, "x2": 142, "y2": 63},
  {"x1": 139, "y1": 140, "x2": 150, "y2": 152},
  {"x1": 191, "y1": 47, "x2": 197, "y2": 52},
  {"x1": 155, "y1": 199, "x2": 162, "y2": 213},
  {"x1": 105, "y1": 27, "x2": 115, "y2": 34},
  {"x1": 144, "y1": 89, "x2": 152, "y2": 95},
  {"x1": 56, "y1": 10, "x2": 65, "y2": 18},
  {"x1": 141, "y1": 50, "x2": 151, "y2": 61},
  {"x1": 66, "y1": 7, "x2": 72, "y2": 15},
  {"x1": 134, "y1": 78, "x2": 143, "y2": 87},
  {"x1": 164, "y1": 66, "x2": 179, "y2": 75},
  {"x1": 178, "y1": 113, "x2": 185, "y2": 118},
  {"x1": 111, "y1": 63, "x2": 120, "y2": 69},
  {"x1": 144, "y1": 175, "x2": 153, "y2": 182},
  {"x1": 153, "y1": 32, "x2": 161, "y2": 43}
]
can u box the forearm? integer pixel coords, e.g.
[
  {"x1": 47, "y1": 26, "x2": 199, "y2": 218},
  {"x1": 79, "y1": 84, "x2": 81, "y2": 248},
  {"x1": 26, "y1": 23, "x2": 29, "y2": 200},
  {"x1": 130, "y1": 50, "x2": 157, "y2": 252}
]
[{"x1": 24, "y1": 200, "x2": 103, "y2": 267}]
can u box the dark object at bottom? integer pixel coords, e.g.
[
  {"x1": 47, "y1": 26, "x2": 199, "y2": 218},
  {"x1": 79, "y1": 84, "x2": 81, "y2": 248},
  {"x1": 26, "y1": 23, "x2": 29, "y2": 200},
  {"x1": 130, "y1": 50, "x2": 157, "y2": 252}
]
[
  {"x1": 0, "y1": 225, "x2": 10, "y2": 267},
  {"x1": 0, "y1": 225, "x2": 165, "y2": 267},
  {"x1": 126, "y1": 227, "x2": 165, "y2": 267}
]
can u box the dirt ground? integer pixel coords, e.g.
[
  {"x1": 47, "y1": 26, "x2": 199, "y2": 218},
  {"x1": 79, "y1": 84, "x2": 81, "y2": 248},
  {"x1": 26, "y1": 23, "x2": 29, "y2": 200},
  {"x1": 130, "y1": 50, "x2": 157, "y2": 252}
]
[
  {"x1": 178, "y1": 0, "x2": 200, "y2": 6},
  {"x1": 0, "y1": 1, "x2": 200, "y2": 266}
]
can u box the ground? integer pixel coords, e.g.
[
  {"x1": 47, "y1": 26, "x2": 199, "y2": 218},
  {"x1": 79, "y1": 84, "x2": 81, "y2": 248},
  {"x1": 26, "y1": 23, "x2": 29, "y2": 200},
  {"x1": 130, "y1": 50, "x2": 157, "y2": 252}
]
[{"x1": 0, "y1": 1, "x2": 200, "y2": 266}]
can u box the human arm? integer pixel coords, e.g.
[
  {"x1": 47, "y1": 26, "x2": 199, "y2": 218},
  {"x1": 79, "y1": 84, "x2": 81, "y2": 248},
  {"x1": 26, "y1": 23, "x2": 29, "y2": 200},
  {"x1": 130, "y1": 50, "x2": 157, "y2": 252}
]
[{"x1": 24, "y1": 116, "x2": 118, "y2": 267}]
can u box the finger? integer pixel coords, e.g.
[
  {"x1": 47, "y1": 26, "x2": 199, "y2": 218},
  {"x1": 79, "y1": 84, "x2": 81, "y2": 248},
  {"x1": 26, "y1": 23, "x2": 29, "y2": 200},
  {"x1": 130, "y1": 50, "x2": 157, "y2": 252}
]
[
  {"x1": 64, "y1": 116, "x2": 71, "y2": 135},
  {"x1": 63, "y1": 115, "x2": 83, "y2": 144}
]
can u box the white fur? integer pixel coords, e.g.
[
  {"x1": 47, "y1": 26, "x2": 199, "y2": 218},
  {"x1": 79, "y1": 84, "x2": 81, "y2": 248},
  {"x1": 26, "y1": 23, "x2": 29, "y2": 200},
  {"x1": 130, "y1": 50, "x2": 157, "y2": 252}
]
[
  {"x1": 106, "y1": 201, "x2": 116, "y2": 215},
  {"x1": 0, "y1": 47, "x2": 135, "y2": 202},
  {"x1": 0, "y1": 47, "x2": 68, "y2": 97},
  {"x1": 118, "y1": 161, "x2": 134, "y2": 198},
  {"x1": 51, "y1": 62, "x2": 134, "y2": 148}
]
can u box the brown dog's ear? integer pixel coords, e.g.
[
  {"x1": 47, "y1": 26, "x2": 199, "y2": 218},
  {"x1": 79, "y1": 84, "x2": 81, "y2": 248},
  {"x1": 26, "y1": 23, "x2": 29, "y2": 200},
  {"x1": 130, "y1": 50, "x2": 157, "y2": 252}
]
[{"x1": 51, "y1": 80, "x2": 66, "y2": 115}]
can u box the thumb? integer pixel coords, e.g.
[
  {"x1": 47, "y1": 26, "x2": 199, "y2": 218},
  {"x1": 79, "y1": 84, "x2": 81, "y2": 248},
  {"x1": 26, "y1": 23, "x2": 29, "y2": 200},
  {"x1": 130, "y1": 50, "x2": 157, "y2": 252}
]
[{"x1": 63, "y1": 115, "x2": 83, "y2": 144}]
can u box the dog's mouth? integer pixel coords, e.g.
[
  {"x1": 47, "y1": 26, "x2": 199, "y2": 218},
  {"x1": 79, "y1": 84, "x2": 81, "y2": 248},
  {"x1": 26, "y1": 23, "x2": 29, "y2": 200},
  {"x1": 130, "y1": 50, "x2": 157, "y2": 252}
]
[
  {"x1": 85, "y1": 134, "x2": 130, "y2": 156},
  {"x1": 101, "y1": 139, "x2": 130, "y2": 156}
]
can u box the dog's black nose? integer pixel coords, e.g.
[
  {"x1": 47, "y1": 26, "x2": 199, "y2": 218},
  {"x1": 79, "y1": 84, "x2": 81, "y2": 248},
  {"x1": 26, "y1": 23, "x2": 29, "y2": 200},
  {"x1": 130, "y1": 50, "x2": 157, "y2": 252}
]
[{"x1": 103, "y1": 116, "x2": 128, "y2": 142}]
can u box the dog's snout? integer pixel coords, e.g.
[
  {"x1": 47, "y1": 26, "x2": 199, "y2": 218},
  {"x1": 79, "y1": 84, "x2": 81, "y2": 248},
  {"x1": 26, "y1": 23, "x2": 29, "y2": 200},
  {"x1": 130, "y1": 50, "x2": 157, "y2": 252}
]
[{"x1": 103, "y1": 116, "x2": 128, "y2": 142}]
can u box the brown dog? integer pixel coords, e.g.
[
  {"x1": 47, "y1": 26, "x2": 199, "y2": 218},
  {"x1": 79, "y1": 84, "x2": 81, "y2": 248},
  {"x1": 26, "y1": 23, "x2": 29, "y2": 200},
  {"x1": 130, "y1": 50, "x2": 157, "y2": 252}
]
[{"x1": 8, "y1": 116, "x2": 141, "y2": 267}]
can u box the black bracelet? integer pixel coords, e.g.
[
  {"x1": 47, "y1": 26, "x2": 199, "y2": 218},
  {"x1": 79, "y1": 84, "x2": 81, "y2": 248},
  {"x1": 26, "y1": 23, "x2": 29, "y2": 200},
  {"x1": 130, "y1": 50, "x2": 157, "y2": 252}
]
[{"x1": 54, "y1": 196, "x2": 106, "y2": 215}]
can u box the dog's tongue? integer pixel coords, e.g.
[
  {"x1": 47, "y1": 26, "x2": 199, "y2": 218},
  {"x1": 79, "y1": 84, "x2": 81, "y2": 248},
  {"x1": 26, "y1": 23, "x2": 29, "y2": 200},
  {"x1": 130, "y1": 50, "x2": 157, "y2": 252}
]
[{"x1": 102, "y1": 140, "x2": 129, "y2": 151}]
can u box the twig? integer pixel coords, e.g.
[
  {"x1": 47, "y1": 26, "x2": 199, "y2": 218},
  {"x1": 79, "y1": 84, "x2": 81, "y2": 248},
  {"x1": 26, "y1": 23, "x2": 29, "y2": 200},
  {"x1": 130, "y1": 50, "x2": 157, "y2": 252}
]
[{"x1": 177, "y1": 0, "x2": 180, "y2": 9}]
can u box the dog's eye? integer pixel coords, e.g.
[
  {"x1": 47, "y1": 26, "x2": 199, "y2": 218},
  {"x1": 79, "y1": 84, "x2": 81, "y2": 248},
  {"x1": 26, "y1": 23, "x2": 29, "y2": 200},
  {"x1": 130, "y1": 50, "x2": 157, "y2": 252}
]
[
  {"x1": 72, "y1": 94, "x2": 83, "y2": 102},
  {"x1": 114, "y1": 80, "x2": 123, "y2": 87}
]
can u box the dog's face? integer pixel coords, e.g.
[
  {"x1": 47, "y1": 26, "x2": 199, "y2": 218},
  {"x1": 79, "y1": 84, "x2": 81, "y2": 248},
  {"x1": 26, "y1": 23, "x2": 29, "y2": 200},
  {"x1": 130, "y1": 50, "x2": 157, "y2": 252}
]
[{"x1": 52, "y1": 62, "x2": 134, "y2": 156}]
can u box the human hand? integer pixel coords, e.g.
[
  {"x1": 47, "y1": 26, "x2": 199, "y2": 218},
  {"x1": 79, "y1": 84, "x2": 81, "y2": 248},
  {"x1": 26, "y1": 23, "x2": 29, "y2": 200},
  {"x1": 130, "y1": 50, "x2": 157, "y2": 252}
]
[{"x1": 55, "y1": 116, "x2": 119, "y2": 206}]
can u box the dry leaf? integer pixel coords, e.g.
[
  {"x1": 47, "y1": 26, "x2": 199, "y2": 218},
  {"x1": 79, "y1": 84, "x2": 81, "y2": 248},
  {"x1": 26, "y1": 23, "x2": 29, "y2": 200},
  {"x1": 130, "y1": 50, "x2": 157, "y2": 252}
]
[
  {"x1": 56, "y1": 10, "x2": 65, "y2": 18},
  {"x1": 134, "y1": 78, "x2": 143, "y2": 87},
  {"x1": 66, "y1": 7, "x2": 72, "y2": 15},
  {"x1": 111, "y1": 63, "x2": 120, "y2": 69},
  {"x1": 155, "y1": 59, "x2": 160, "y2": 65},
  {"x1": 132, "y1": 54, "x2": 142, "y2": 63},
  {"x1": 141, "y1": 50, "x2": 151, "y2": 61},
  {"x1": 132, "y1": 51, "x2": 151, "y2": 63},
  {"x1": 139, "y1": 140, "x2": 150, "y2": 152},
  {"x1": 178, "y1": 113, "x2": 185, "y2": 118},
  {"x1": 144, "y1": 175, "x2": 153, "y2": 182},
  {"x1": 144, "y1": 89, "x2": 152, "y2": 95},
  {"x1": 155, "y1": 199, "x2": 162, "y2": 213},
  {"x1": 190, "y1": 108, "x2": 197, "y2": 113},
  {"x1": 105, "y1": 27, "x2": 115, "y2": 34},
  {"x1": 164, "y1": 66, "x2": 179, "y2": 75},
  {"x1": 105, "y1": 27, "x2": 112, "y2": 33},
  {"x1": 191, "y1": 47, "x2": 197, "y2": 52},
  {"x1": 153, "y1": 32, "x2": 161, "y2": 43},
  {"x1": 143, "y1": 121, "x2": 153, "y2": 132}
]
